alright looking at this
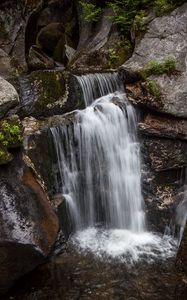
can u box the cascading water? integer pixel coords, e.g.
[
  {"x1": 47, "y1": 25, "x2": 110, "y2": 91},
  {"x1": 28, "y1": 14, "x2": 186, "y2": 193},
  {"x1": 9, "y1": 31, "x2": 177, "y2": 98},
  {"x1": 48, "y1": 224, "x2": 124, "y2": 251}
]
[
  {"x1": 50, "y1": 73, "x2": 177, "y2": 261},
  {"x1": 75, "y1": 72, "x2": 123, "y2": 106}
]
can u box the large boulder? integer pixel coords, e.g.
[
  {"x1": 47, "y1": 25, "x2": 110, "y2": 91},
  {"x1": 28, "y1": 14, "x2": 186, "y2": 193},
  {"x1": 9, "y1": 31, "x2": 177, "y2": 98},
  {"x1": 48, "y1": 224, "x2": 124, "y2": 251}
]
[
  {"x1": 120, "y1": 3, "x2": 187, "y2": 118},
  {"x1": 0, "y1": 77, "x2": 19, "y2": 119},
  {"x1": 16, "y1": 70, "x2": 84, "y2": 118},
  {"x1": 70, "y1": 7, "x2": 129, "y2": 72},
  {"x1": 0, "y1": 154, "x2": 59, "y2": 294}
]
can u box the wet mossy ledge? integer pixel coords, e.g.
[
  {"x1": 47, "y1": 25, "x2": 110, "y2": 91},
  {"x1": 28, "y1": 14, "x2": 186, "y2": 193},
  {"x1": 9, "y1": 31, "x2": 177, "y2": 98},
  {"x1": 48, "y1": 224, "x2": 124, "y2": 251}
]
[
  {"x1": 18, "y1": 70, "x2": 85, "y2": 118},
  {"x1": 0, "y1": 116, "x2": 23, "y2": 165}
]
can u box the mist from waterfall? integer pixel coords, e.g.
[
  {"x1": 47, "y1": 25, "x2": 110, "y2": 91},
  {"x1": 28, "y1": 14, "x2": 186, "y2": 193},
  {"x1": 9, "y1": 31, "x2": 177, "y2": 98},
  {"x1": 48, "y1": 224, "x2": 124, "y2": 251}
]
[{"x1": 50, "y1": 73, "x2": 177, "y2": 261}]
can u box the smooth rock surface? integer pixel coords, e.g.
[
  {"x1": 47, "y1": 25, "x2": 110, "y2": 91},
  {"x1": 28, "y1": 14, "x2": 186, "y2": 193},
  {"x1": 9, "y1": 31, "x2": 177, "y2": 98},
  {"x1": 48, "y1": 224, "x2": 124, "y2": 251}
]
[
  {"x1": 0, "y1": 154, "x2": 59, "y2": 294},
  {"x1": 120, "y1": 3, "x2": 187, "y2": 118},
  {"x1": 0, "y1": 77, "x2": 19, "y2": 118}
]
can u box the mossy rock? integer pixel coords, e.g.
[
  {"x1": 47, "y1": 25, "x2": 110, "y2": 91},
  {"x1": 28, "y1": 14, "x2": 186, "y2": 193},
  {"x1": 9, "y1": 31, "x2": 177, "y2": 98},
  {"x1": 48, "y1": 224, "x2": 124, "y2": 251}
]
[
  {"x1": 29, "y1": 70, "x2": 67, "y2": 116},
  {"x1": 36, "y1": 23, "x2": 65, "y2": 55}
]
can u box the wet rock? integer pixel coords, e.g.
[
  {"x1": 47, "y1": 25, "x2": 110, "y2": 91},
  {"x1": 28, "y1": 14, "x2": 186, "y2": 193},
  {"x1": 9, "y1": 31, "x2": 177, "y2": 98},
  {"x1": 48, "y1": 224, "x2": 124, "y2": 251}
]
[
  {"x1": 27, "y1": 45, "x2": 55, "y2": 70},
  {"x1": 0, "y1": 77, "x2": 19, "y2": 119},
  {"x1": 141, "y1": 136, "x2": 187, "y2": 232},
  {"x1": 22, "y1": 113, "x2": 74, "y2": 195},
  {"x1": 142, "y1": 138, "x2": 186, "y2": 172},
  {"x1": 176, "y1": 222, "x2": 187, "y2": 274},
  {"x1": 0, "y1": 154, "x2": 59, "y2": 294},
  {"x1": 120, "y1": 3, "x2": 187, "y2": 118},
  {"x1": 175, "y1": 222, "x2": 187, "y2": 299},
  {"x1": 139, "y1": 114, "x2": 187, "y2": 140},
  {"x1": 17, "y1": 70, "x2": 84, "y2": 118}
]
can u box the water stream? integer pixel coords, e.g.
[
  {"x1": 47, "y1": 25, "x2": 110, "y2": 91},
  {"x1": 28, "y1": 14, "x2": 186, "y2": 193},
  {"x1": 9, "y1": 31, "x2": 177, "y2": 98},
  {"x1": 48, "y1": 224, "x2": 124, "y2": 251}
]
[
  {"x1": 50, "y1": 73, "x2": 177, "y2": 262},
  {"x1": 6, "y1": 72, "x2": 182, "y2": 300}
]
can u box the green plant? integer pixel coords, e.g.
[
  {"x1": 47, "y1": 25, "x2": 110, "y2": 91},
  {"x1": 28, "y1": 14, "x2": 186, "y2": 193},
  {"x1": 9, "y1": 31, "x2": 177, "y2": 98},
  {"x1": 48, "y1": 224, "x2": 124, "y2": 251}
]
[
  {"x1": 154, "y1": 0, "x2": 173, "y2": 16},
  {"x1": 107, "y1": 0, "x2": 153, "y2": 34},
  {"x1": 108, "y1": 48, "x2": 118, "y2": 67},
  {"x1": 0, "y1": 120, "x2": 23, "y2": 148},
  {"x1": 141, "y1": 56, "x2": 176, "y2": 78},
  {"x1": 146, "y1": 80, "x2": 161, "y2": 98},
  {"x1": 134, "y1": 10, "x2": 149, "y2": 31},
  {"x1": 79, "y1": 1, "x2": 102, "y2": 22}
]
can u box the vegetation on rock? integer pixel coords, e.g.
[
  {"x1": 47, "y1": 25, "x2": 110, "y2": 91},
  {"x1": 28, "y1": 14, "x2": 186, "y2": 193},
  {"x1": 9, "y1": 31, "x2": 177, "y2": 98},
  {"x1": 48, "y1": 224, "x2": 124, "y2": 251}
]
[
  {"x1": 79, "y1": 1, "x2": 102, "y2": 22},
  {"x1": 146, "y1": 80, "x2": 161, "y2": 98},
  {"x1": 0, "y1": 118, "x2": 23, "y2": 165},
  {"x1": 29, "y1": 71, "x2": 66, "y2": 115},
  {"x1": 79, "y1": 0, "x2": 186, "y2": 35},
  {"x1": 141, "y1": 56, "x2": 176, "y2": 79}
]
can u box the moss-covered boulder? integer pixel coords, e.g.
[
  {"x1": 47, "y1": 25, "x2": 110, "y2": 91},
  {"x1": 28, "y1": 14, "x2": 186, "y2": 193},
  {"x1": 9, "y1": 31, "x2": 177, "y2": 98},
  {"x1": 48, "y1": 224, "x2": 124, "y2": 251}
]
[
  {"x1": 18, "y1": 70, "x2": 85, "y2": 118},
  {"x1": 28, "y1": 70, "x2": 67, "y2": 117}
]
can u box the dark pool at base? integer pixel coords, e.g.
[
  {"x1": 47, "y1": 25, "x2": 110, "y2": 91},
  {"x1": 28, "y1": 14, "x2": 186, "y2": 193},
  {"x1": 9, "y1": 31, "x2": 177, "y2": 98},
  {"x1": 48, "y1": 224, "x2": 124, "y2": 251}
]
[{"x1": 5, "y1": 242, "x2": 185, "y2": 300}]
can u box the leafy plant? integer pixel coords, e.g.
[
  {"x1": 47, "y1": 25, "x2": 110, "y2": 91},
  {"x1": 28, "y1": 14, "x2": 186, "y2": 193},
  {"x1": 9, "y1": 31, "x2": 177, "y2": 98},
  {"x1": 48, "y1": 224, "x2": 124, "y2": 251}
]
[
  {"x1": 0, "y1": 120, "x2": 23, "y2": 148},
  {"x1": 154, "y1": 0, "x2": 173, "y2": 16},
  {"x1": 108, "y1": 48, "x2": 118, "y2": 67},
  {"x1": 146, "y1": 80, "x2": 161, "y2": 98},
  {"x1": 107, "y1": 0, "x2": 153, "y2": 34},
  {"x1": 79, "y1": 1, "x2": 102, "y2": 22},
  {"x1": 141, "y1": 56, "x2": 176, "y2": 78}
]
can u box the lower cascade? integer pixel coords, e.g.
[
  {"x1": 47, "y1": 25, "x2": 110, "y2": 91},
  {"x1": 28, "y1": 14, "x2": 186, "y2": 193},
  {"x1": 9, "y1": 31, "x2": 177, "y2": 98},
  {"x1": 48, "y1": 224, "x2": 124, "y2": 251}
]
[{"x1": 50, "y1": 73, "x2": 177, "y2": 262}]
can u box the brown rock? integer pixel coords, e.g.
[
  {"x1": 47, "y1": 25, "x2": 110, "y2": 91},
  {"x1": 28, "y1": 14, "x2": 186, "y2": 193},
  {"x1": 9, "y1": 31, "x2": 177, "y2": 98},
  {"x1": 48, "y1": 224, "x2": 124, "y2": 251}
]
[
  {"x1": 143, "y1": 138, "x2": 186, "y2": 172},
  {"x1": 0, "y1": 154, "x2": 59, "y2": 294},
  {"x1": 139, "y1": 114, "x2": 187, "y2": 140}
]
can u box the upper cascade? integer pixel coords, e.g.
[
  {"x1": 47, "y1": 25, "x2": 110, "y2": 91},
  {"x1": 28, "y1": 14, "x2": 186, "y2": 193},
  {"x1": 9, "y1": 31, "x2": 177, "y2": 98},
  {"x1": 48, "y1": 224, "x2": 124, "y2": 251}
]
[{"x1": 75, "y1": 72, "x2": 123, "y2": 106}]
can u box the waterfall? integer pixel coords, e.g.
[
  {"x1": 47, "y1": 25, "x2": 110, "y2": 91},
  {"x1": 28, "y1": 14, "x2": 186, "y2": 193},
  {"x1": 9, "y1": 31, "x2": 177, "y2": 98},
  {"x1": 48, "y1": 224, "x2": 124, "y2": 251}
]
[
  {"x1": 50, "y1": 73, "x2": 176, "y2": 261},
  {"x1": 51, "y1": 93, "x2": 145, "y2": 233},
  {"x1": 75, "y1": 72, "x2": 123, "y2": 106}
]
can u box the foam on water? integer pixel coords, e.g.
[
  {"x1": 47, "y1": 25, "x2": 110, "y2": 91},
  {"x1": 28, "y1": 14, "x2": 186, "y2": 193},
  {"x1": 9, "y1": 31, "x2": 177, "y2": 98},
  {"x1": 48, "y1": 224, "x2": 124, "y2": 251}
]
[
  {"x1": 50, "y1": 73, "x2": 178, "y2": 263},
  {"x1": 71, "y1": 228, "x2": 177, "y2": 263}
]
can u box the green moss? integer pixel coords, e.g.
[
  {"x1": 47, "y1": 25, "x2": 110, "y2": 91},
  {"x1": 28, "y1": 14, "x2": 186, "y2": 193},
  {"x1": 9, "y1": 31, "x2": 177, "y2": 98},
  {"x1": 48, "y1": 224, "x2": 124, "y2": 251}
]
[
  {"x1": 0, "y1": 119, "x2": 23, "y2": 148},
  {"x1": 30, "y1": 71, "x2": 66, "y2": 113},
  {"x1": 141, "y1": 56, "x2": 176, "y2": 79},
  {"x1": 154, "y1": 0, "x2": 174, "y2": 16},
  {"x1": 0, "y1": 118, "x2": 22, "y2": 165},
  {"x1": 108, "y1": 48, "x2": 118, "y2": 67},
  {"x1": 0, "y1": 146, "x2": 12, "y2": 165},
  {"x1": 146, "y1": 80, "x2": 161, "y2": 98},
  {"x1": 79, "y1": 1, "x2": 102, "y2": 22}
]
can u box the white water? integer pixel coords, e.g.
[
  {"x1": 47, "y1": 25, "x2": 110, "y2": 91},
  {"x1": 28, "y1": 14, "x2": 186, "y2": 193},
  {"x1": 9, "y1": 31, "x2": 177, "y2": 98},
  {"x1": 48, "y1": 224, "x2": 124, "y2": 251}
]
[
  {"x1": 75, "y1": 72, "x2": 123, "y2": 106},
  {"x1": 51, "y1": 73, "x2": 177, "y2": 261}
]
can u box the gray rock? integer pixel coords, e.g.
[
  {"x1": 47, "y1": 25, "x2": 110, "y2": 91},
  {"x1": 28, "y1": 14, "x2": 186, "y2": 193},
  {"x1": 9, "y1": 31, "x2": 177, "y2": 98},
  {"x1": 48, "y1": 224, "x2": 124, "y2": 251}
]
[
  {"x1": 0, "y1": 49, "x2": 16, "y2": 79},
  {"x1": 27, "y1": 45, "x2": 55, "y2": 70},
  {"x1": 0, "y1": 77, "x2": 19, "y2": 119},
  {"x1": 120, "y1": 3, "x2": 187, "y2": 118}
]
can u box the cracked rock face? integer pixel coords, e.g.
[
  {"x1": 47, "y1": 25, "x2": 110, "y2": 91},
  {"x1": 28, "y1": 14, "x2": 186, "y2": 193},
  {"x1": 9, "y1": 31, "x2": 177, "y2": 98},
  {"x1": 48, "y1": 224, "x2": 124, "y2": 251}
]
[{"x1": 120, "y1": 3, "x2": 187, "y2": 118}]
